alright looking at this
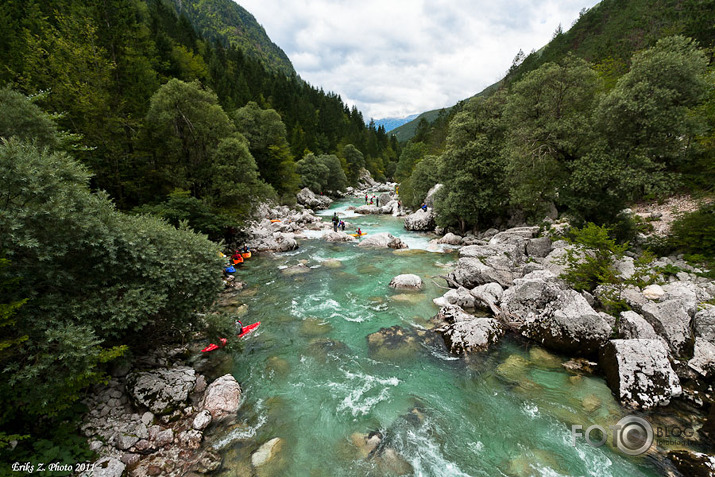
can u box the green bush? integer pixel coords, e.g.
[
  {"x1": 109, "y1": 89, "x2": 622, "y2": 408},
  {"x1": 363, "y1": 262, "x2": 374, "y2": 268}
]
[
  {"x1": 562, "y1": 223, "x2": 628, "y2": 292},
  {"x1": 669, "y1": 203, "x2": 715, "y2": 260},
  {"x1": 0, "y1": 139, "x2": 223, "y2": 458}
]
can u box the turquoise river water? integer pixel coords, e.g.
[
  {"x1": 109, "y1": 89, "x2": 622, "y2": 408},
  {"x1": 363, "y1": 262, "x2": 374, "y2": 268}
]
[{"x1": 208, "y1": 199, "x2": 681, "y2": 477}]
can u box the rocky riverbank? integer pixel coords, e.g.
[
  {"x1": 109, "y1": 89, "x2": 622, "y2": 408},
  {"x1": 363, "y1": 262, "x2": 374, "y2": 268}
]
[
  {"x1": 79, "y1": 345, "x2": 241, "y2": 477},
  {"x1": 424, "y1": 222, "x2": 715, "y2": 469}
]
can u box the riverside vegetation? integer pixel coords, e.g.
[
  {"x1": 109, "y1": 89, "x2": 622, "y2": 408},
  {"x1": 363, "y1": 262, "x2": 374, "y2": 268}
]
[{"x1": 1, "y1": 0, "x2": 715, "y2": 474}]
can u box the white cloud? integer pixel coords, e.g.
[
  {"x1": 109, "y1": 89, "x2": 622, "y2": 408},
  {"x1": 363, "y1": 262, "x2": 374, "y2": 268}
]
[{"x1": 236, "y1": 0, "x2": 601, "y2": 119}]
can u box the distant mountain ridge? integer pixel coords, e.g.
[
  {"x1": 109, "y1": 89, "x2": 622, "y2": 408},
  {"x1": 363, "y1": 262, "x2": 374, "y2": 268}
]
[
  {"x1": 373, "y1": 114, "x2": 419, "y2": 132},
  {"x1": 167, "y1": 0, "x2": 295, "y2": 76}
]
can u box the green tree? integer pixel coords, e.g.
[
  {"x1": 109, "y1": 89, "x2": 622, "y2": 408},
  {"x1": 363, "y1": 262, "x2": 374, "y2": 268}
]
[
  {"x1": 0, "y1": 88, "x2": 59, "y2": 149},
  {"x1": 341, "y1": 144, "x2": 365, "y2": 186},
  {"x1": 503, "y1": 55, "x2": 601, "y2": 219},
  {"x1": 567, "y1": 36, "x2": 710, "y2": 222},
  {"x1": 401, "y1": 154, "x2": 441, "y2": 209},
  {"x1": 394, "y1": 142, "x2": 427, "y2": 184},
  {"x1": 208, "y1": 134, "x2": 275, "y2": 215},
  {"x1": 297, "y1": 153, "x2": 330, "y2": 193},
  {"x1": 233, "y1": 101, "x2": 299, "y2": 199},
  {"x1": 145, "y1": 78, "x2": 234, "y2": 198},
  {"x1": 0, "y1": 139, "x2": 223, "y2": 421},
  {"x1": 437, "y1": 94, "x2": 509, "y2": 232},
  {"x1": 319, "y1": 154, "x2": 348, "y2": 193}
]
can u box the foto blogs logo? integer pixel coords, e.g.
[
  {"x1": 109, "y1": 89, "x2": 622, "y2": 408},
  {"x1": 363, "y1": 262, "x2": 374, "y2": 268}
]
[{"x1": 572, "y1": 416, "x2": 654, "y2": 456}]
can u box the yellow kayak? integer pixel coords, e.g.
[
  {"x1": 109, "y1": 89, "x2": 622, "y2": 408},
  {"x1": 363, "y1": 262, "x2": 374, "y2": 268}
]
[
  {"x1": 241, "y1": 252, "x2": 252, "y2": 259},
  {"x1": 349, "y1": 232, "x2": 367, "y2": 237}
]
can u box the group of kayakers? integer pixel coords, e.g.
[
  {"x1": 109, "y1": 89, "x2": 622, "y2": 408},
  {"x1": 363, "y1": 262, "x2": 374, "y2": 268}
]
[{"x1": 224, "y1": 245, "x2": 251, "y2": 275}]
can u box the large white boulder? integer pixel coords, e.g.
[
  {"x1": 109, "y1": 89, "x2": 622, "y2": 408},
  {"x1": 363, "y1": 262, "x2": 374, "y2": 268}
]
[
  {"x1": 200, "y1": 374, "x2": 242, "y2": 421},
  {"x1": 296, "y1": 187, "x2": 332, "y2": 210},
  {"x1": 389, "y1": 274, "x2": 423, "y2": 290},
  {"x1": 600, "y1": 339, "x2": 681, "y2": 409},
  {"x1": 640, "y1": 300, "x2": 693, "y2": 358},
  {"x1": 440, "y1": 318, "x2": 504, "y2": 354},
  {"x1": 403, "y1": 208, "x2": 435, "y2": 231},
  {"x1": 358, "y1": 232, "x2": 408, "y2": 249},
  {"x1": 322, "y1": 231, "x2": 356, "y2": 242}
]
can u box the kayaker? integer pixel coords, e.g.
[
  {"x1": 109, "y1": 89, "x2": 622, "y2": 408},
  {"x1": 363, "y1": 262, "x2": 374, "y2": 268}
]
[
  {"x1": 421, "y1": 203, "x2": 427, "y2": 211},
  {"x1": 340, "y1": 220, "x2": 346, "y2": 231},
  {"x1": 356, "y1": 227, "x2": 362, "y2": 236},
  {"x1": 236, "y1": 319, "x2": 244, "y2": 335},
  {"x1": 332, "y1": 212, "x2": 339, "y2": 232},
  {"x1": 243, "y1": 244, "x2": 250, "y2": 254},
  {"x1": 376, "y1": 197, "x2": 380, "y2": 207},
  {"x1": 365, "y1": 194, "x2": 368, "y2": 204},
  {"x1": 232, "y1": 250, "x2": 242, "y2": 263}
]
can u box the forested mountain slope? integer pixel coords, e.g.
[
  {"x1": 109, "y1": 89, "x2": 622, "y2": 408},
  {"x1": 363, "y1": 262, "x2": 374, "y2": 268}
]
[
  {"x1": 396, "y1": 0, "x2": 715, "y2": 142},
  {"x1": 0, "y1": 0, "x2": 397, "y2": 212},
  {"x1": 166, "y1": 0, "x2": 295, "y2": 76}
]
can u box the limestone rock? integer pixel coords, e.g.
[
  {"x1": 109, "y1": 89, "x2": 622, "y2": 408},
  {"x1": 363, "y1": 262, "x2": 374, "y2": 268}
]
[
  {"x1": 296, "y1": 187, "x2": 332, "y2": 210},
  {"x1": 423, "y1": 184, "x2": 442, "y2": 208},
  {"x1": 668, "y1": 450, "x2": 715, "y2": 477},
  {"x1": 433, "y1": 305, "x2": 476, "y2": 325},
  {"x1": 322, "y1": 231, "x2": 356, "y2": 242},
  {"x1": 440, "y1": 318, "x2": 504, "y2": 354},
  {"x1": 688, "y1": 338, "x2": 715, "y2": 377},
  {"x1": 527, "y1": 237, "x2": 553, "y2": 258},
  {"x1": 440, "y1": 286, "x2": 476, "y2": 309},
  {"x1": 126, "y1": 367, "x2": 196, "y2": 415},
  {"x1": 200, "y1": 375, "x2": 241, "y2": 421},
  {"x1": 403, "y1": 208, "x2": 435, "y2": 231},
  {"x1": 357, "y1": 232, "x2": 408, "y2": 249},
  {"x1": 694, "y1": 305, "x2": 715, "y2": 343},
  {"x1": 448, "y1": 257, "x2": 514, "y2": 288},
  {"x1": 252, "y1": 437, "x2": 283, "y2": 467},
  {"x1": 521, "y1": 290, "x2": 612, "y2": 355},
  {"x1": 618, "y1": 311, "x2": 660, "y2": 340},
  {"x1": 642, "y1": 284, "x2": 665, "y2": 300},
  {"x1": 81, "y1": 457, "x2": 125, "y2": 477},
  {"x1": 600, "y1": 339, "x2": 681, "y2": 409},
  {"x1": 640, "y1": 300, "x2": 693, "y2": 358},
  {"x1": 471, "y1": 282, "x2": 504, "y2": 305},
  {"x1": 389, "y1": 274, "x2": 423, "y2": 290},
  {"x1": 192, "y1": 410, "x2": 212, "y2": 431},
  {"x1": 438, "y1": 233, "x2": 463, "y2": 245}
]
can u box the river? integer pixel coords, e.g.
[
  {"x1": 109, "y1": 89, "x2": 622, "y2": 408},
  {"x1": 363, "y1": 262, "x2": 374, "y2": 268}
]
[{"x1": 209, "y1": 198, "x2": 667, "y2": 476}]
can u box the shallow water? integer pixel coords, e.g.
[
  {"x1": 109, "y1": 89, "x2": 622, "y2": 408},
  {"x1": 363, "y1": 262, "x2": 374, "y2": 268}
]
[{"x1": 212, "y1": 199, "x2": 669, "y2": 476}]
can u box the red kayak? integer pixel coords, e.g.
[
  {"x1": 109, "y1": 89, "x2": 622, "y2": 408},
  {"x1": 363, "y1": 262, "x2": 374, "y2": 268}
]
[{"x1": 201, "y1": 322, "x2": 261, "y2": 353}]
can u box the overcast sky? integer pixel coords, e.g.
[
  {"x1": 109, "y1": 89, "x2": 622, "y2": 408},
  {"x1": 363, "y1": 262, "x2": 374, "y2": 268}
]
[{"x1": 236, "y1": 0, "x2": 601, "y2": 120}]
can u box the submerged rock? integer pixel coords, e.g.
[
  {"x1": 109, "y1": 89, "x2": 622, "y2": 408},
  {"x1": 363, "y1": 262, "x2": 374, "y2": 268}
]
[
  {"x1": 367, "y1": 326, "x2": 420, "y2": 360},
  {"x1": 281, "y1": 263, "x2": 311, "y2": 276},
  {"x1": 389, "y1": 273, "x2": 423, "y2": 290},
  {"x1": 600, "y1": 339, "x2": 681, "y2": 409},
  {"x1": 251, "y1": 437, "x2": 284, "y2": 468}
]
